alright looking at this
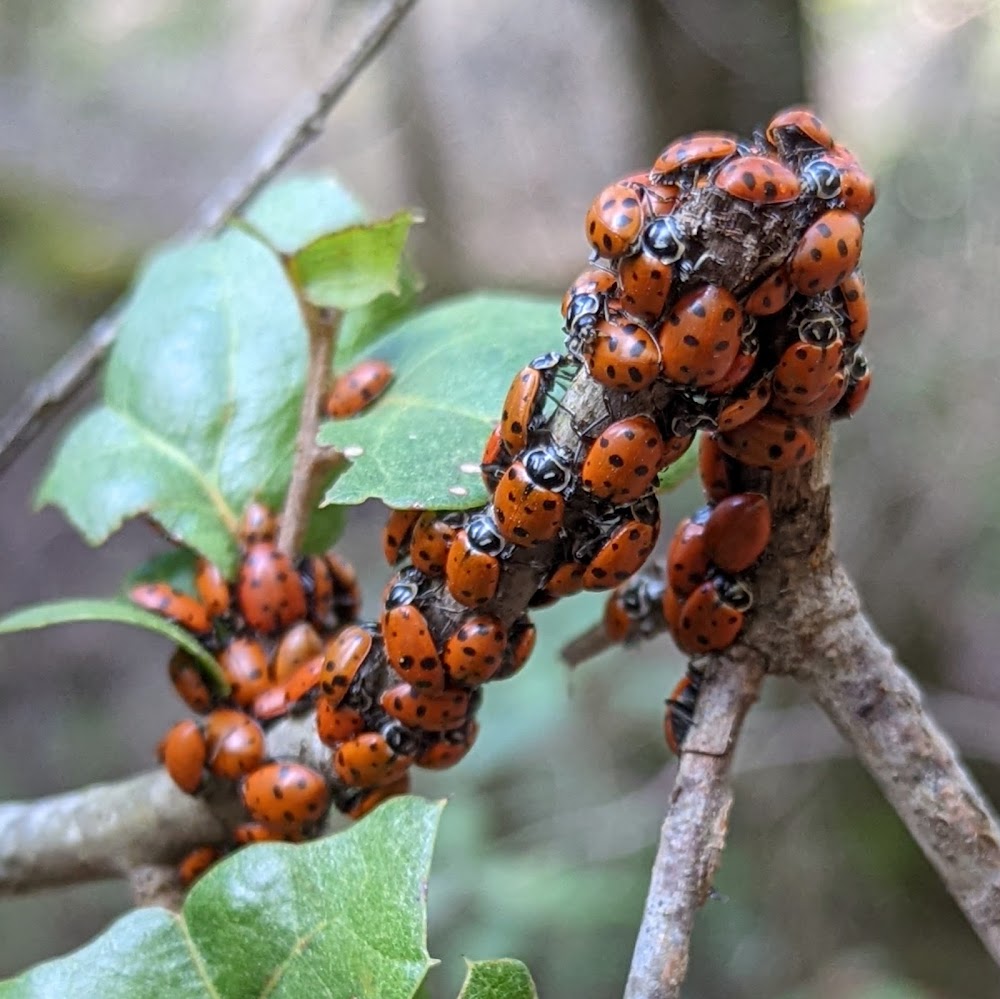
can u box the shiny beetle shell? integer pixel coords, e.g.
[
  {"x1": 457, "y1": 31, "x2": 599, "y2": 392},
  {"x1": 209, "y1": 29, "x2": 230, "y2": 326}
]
[
  {"x1": 441, "y1": 614, "x2": 507, "y2": 685},
  {"x1": 445, "y1": 529, "x2": 501, "y2": 608},
  {"x1": 236, "y1": 542, "x2": 308, "y2": 634},
  {"x1": 580, "y1": 415, "x2": 664, "y2": 503},
  {"x1": 714, "y1": 155, "x2": 800, "y2": 204},
  {"x1": 585, "y1": 317, "x2": 662, "y2": 391},
  {"x1": 773, "y1": 339, "x2": 845, "y2": 404},
  {"x1": 716, "y1": 414, "x2": 817, "y2": 471},
  {"x1": 582, "y1": 520, "x2": 659, "y2": 591},
  {"x1": 765, "y1": 106, "x2": 834, "y2": 151},
  {"x1": 217, "y1": 637, "x2": 270, "y2": 709},
  {"x1": 159, "y1": 720, "x2": 207, "y2": 795},
  {"x1": 666, "y1": 507, "x2": 711, "y2": 596},
  {"x1": 325, "y1": 359, "x2": 393, "y2": 419},
  {"x1": 743, "y1": 266, "x2": 794, "y2": 317},
  {"x1": 380, "y1": 684, "x2": 470, "y2": 732},
  {"x1": 651, "y1": 132, "x2": 739, "y2": 180},
  {"x1": 382, "y1": 604, "x2": 446, "y2": 691},
  {"x1": 408, "y1": 512, "x2": 457, "y2": 577},
  {"x1": 203, "y1": 708, "x2": 266, "y2": 780},
  {"x1": 319, "y1": 625, "x2": 373, "y2": 702},
  {"x1": 241, "y1": 762, "x2": 330, "y2": 830},
  {"x1": 585, "y1": 182, "x2": 645, "y2": 259},
  {"x1": 703, "y1": 493, "x2": 772, "y2": 573},
  {"x1": 333, "y1": 732, "x2": 413, "y2": 789},
  {"x1": 382, "y1": 508, "x2": 421, "y2": 566},
  {"x1": 675, "y1": 578, "x2": 748, "y2": 655},
  {"x1": 659, "y1": 284, "x2": 743, "y2": 386},
  {"x1": 315, "y1": 697, "x2": 366, "y2": 746},
  {"x1": 272, "y1": 621, "x2": 323, "y2": 684},
  {"x1": 788, "y1": 209, "x2": 863, "y2": 294},
  {"x1": 492, "y1": 462, "x2": 565, "y2": 546},
  {"x1": 617, "y1": 250, "x2": 673, "y2": 323},
  {"x1": 194, "y1": 559, "x2": 230, "y2": 618},
  {"x1": 130, "y1": 583, "x2": 212, "y2": 636},
  {"x1": 838, "y1": 270, "x2": 869, "y2": 343}
]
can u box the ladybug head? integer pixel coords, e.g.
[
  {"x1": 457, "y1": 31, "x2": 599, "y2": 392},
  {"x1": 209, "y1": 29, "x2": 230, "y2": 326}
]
[
  {"x1": 801, "y1": 158, "x2": 842, "y2": 201},
  {"x1": 523, "y1": 446, "x2": 572, "y2": 493},
  {"x1": 642, "y1": 215, "x2": 687, "y2": 265},
  {"x1": 466, "y1": 513, "x2": 507, "y2": 557},
  {"x1": 713, "y1": 575, "x2": 754, "y2": 611}
]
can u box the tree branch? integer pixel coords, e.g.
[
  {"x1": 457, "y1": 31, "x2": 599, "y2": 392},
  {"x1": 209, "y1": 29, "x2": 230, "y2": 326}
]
[{"x1": 0, "y1": 0, "x2": 418, "y2": 479}]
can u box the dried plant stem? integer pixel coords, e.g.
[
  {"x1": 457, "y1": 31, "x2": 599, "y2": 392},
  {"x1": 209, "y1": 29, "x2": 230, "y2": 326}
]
[{"x1": 0, "y1": 0, "x2": 418, "y2": 479}]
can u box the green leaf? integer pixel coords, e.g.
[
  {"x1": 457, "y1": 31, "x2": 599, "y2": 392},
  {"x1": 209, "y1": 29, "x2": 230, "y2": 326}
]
[
  {"x1": 319, "y1": 293, "x2": 563, "y2": 510},
  {"x1": 291, "y1": 210, "x2": 419, "y2": 311},
  {"x1": 300, "y1": 490, "x2": 348, "y2": 556},
  {"x1": 656, "y1": 438, "x2": 699, "y2": 492},
  {"x1": 0, "y1": 599, "x2": 225, "y2": 687},
  {"x1": 241, "y1": 174, "x2": 367, "y2": 255},
  {"x1": 37, "y1": 228, "x2": 308, "y2": 574},
  {"x1": 457, "y1": 959, "x2": 538, "y2": 999},
  {"x1": 0, "y1": 797, "x2": 443, "y2": 999},
  {"x1": 124, "y1": 548, "x2": 199, "y2": 596}
]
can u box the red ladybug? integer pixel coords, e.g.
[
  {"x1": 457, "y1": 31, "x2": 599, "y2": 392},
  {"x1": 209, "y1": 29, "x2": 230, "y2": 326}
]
[
  {"x1": 272, "y1": 621, "x2": 323, "y2": 684},
  {"x1": 159, "y1": 720, "x2": 207, "y2": 795},
  {"x1": 698, "y1": 435, "x2": 734, "y2": 503},
  {"x1": 383, "y1": 604, "x2": 446, "y2": 692},
  {"x1": 239, "y1": 501, "x2": 278, "y2": 545},
  {"x1": 765, "y1": 106, "x2": 835, "y2": 153},
  {"x1": 666, "y1": 506, "x2": 711, "y2": 596},
  {"x1": 315, "y1": 696, "x2": 366, "y2": 747},
  {"x1": 651, "y1": 132, "x2": 739, "y2": 182},
  {"x1": 714, "y1": 155, "x2": 800, "y2": 205},
  {"x1": 333, "y1": 731, "x2": 414, "y2": 789},
  {"x1": 580, "y1": 415, "x2": 664, "y2": 504},
  {"x1": 658, "y1": 285, "x2": 743, "y2": 386},
  {"x1": 237, "y1": 542, "x2": 308, "y2": 634},
  {"x1": 232, "y1": 822, "x2": 301, "y2": 844},
  {"x1": 788, "y1": 209, "x2": 863, "y2": 294},
  {"x1": 664, "y1": 670, "x2": 703, "y2": 755},
  {"x1": 583, "y1": 316, "x2": 662, "y2": 391},
  {"x1": 194, "y1": 559, "x2": 230, "y2": 618},
  {"x1": 299, "y1": 552, "x2": 360, "y2": 629},
  {"x1": 481, "y1": 423, "x2": 511, "y2": 493},
  {"x1": 319, "y1": 625, "x2": 374, "y2": 703},
  {"x1": 772, "y1": 370, "x2": 848, "y2": 418},
  {"x1": 283, "y1": 655, "x2": 324, "y2": 707},
  {"x1": 837, "y1": 270, "x2": 869, "y2": 343},
  {"x1": 380, "y1": 684, "x2": 470, "y2": 733},
  {"x1": 582, "y1": 519, "x2": 659, "y2": 591},
  {"x1": 617, "y1": 249, "x2": 674, "y2": 323},
  {"x1": 717, "y1": 377, "x2": 772, "y2": 433},
  {"x1": 382, "y1": 507, "x2": 421, "y2": 565},
  {"x1": 703, "y1": 493, "x2": 771, "y2": 573},
  {"x1": 603, "y1": 574, "x2": 665, "y2": 644},
  {"x1": 498, "y1": 353, "x2": 564, "y2": 455},
  {"x1": 325, "y1": 359, "x2": 393, "y2": 419},
  {"x1": 743, "y1": 266, "x2": 794, "y2": 317},
  {"x1": 203, "y1": 708, "x2": 266, "y2": 781},
  {"x1": 130, "y1": 583, "x2": 212, "y2": 636},
  {"x1": 773, "y1": 339, "x2": 844, "y2": 405},
  {"x1": 445, "y1": 521, "x2": 502, "y2": 609},
  {"x1": 833, "y1": 352, "x2": 872, "y2": 419},
  {"x1": 827, "y1": 145, "x2": 876, "y2": 218},
  {"x1": 408, "y1": 512, "x2": 457, "y2": 577},
  {"x1": 241, "y1": 762, "x2": 330, "y2": 831},
  {"x1": 217, "y1": 637, "x2": 270, "y2": 710},
  {"x1": 416, "y1": 720, "x2": 480, "y2": 770},
  {"x1": 178, "y1": 846, "x2": 221, "y2": 887},
  {"x1": 345, "y1": 774, "x2": 412, "y2": 821},
  {"x1": 168, "y1": 649, "x2": 216, "y2": 714},
  {"x1": 492, "y1": 617, "x2": 537, "y2": 681},
  {"x1": 441, "y1": 614, "x2": 507, "y2": 685},
  {"x1": 716, "y1": 413, "x2": 816, "y2": 471},
  {"x1": 585, "y1": 182, "x2": 646, "y2": 259},
  {"x1": 674, "y1": 576, "x2": 752, "y2": 655},
  {"x1": 662, "y1": 585, "x2": 684, "y2": 640},
  {"x1": 492, "y1": 448, "x2": 570, "y2": 547}
]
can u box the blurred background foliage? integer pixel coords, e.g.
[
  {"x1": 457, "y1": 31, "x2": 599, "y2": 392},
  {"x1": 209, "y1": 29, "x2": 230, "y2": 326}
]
[{"x1": 0, "y1": 0, "x2": 998, "y2": 996}]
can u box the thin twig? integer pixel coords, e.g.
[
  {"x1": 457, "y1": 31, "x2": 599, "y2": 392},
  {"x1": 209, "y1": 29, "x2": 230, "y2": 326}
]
[
  {"x1": 0, "y1": 0, "x2": 418, "y2": 479},
  {"x1": 277, "y1": 302, "x2": 343, "y2": 556}
]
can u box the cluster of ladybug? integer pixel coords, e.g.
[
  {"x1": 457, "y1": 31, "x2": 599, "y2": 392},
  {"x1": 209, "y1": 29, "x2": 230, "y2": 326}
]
[{"x1": 137, "y1": 107, "x2": 874, "y2": 885}]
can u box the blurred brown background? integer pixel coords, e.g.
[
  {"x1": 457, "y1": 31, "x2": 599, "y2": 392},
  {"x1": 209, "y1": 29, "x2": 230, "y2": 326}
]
[{"x1": 2, "y1": 0, "x2": 999, "y2": 996}]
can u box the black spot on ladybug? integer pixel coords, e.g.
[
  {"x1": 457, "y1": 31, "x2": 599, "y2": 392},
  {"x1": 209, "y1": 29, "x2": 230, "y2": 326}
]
[
  {"x1": 741, "y1": 171, "x2": 756, "y2": 190},
  {"x1": 691, "y1": 302, "x2": 707, "y2": 319},
  {"x1": 683, "y1": 335, "x2": 699, "y2": 348},
  {"x1": 763, "y1": 181, "x2": 777, "y2": 199}
]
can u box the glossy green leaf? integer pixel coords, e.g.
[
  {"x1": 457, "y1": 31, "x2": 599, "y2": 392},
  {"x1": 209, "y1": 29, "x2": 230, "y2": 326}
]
[
  {"x1": 0, "y1": 796, "x2": 443, "y2": 999},
  {"x1": 36, "y1": 228, "x2": 308, "y2": 574},
  {"x1": 656, "y1": 439, "x2": 699, "y2": 492},
  {"x1": 0, "y1": 599, "x2": 225, "y2": 687},
  {"x1": 241, "y1": 174, "x2": 367, "y2": 255},
  {"x1": 291, "y1": 210, "x2": 419, "y2": 311},
  {"x1": 319, "y1": 293, "x2": 563, "y2": 510},
  {"x1": 457, "y1": 959, "x2": 539, "y2": 999}
]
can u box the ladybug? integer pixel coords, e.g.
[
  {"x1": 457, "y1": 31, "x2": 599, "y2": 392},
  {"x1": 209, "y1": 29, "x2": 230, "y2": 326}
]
[
  {"x1": 661, "y1": 431, "x2": 695, "y2": 469},
  {"x1": 641, "y1": 215, "x2": 687, "y2": 265},
  {"x1": 315, "y1": 696, "x2": 366, "y2": 746},
  {"x1": 716, "y1": 413, "x2": 816, "y2": 471},
  {"x1": 703, "y1": 493, "x2": 772, "y2": 573},
  {"x1": 788, "y1": 209, "x2": 863, "y2": 294},
  {"x1": 299, "y1": 552, "x2": 360, "y2": 629},
  {"x1": 416, "y1": 720, "x2": 480, "y2": 770},
  {"x1": 480, "y1": 423, "x2": 511, "y2": 492},
  {"x1": 283, "y1": 655, "x2": 324, "y2": 708},
  {"x1": 319, "y1": 625, "x2": 374, "y2": 703},
  {"x1": 659, "y1": 284, "x2": 744, "y2": 386},
  {"x1": 714, "y1": 155, "x2": 800, "y2": 205},
  {"x1": 203, "y1": 708, "x2": 266, "y2": 780},
  {"x1": 536, "y1": 561, "x2": 588, "y2": 603},
  {"x1": 772, "y1": 369, "x2": 847, "y2": 417},
  {"x1": 650, "y1": 132, "x2": 739, "y2": 182},
  {"x1": 239, "y1": 501, "x2": 278, "y2": 545},
  {"x1": 130, "y1": 583, "x2": 212, "y2": 636},
  {"x1": 828, "y1": 145, "x2": 876, "y2": 218},
  {"x1": 580, "y1": 415, "x2": 664, "y2": 504},
  {"x1": 561, "y1": 268, "x2": 617, "y2": 336},
  {"x1": 492, "y1": 448, "x2": 570, "y2": 546},
  {"x1": 717, "y1": 377, "x2": 772, "y2": 432},
  {"x1": 441, "y1": 614, "x2": 507, "y2": 685},
  {"x1": 333, "y1": 730, "x2": 414, "y2": 789},
  {"x1": 603, "y1": 574, "x2": 665, "y2": 644},
  {"x1": 382, "y1": 507, "x2": 421, "y2": 565},
  {"x1": 194, "y1": 559, "x2": 230, "y2": 618},
  {"x1": 383, "y1": 604, "x2": 446, "y2": 692},
  {"x1": 582, "y1": 519, "x2": 659, "y2": 591},
  {"x1": 217, "y1": 637, "x2": 270, "y2": 710},
  {"x1": 408, "y1": 512, "x2": 457, "y2": 577},
  {"x1": 242, "y1": 762, "x2": 330, "y2": 831},
  {"x1": 837, "y1": 270, "x2": 869, "y2": 343},
  {"x1": 765, "y1": 107, "x2": 835, "y2": 153},
  {"x1": 345, "y1": 774, "x2": 412, "y2": 821},
  {"x1": 585, "y1": 182, "x2": 645, "y2": 259},
  {"x1": 380, "y1": 684, "x2": 470, "y2": 733},
  {"x1": 380, "y1": 566, "x2": 423, "y2": 621},
  {"x1": 492, "y1": 617, "x2": 537, "y2": 681},
  {"x1": 705, "y1": 331, "x2": 759, "y2": 396},
  {"x1": 158, "y1": 719, "x2": 207, "y2": 795},
  {"x1": 661, "y1": 585, "x2": 685, "y2": 640},
  {"x1": 232, "y1": 822, "x2": 301, "y2": 844},
  {"x1": 325, "y1": 358, "x2": 394, "y2": 419},
  {"x1": 664, "y1": 670, "x2": 703, "y2": 755},
  {"x1": 237, "y1": 542, "x2": 308, "y2": 634},
  {"x1": 499, "y1": 354, "x2": 564, "y2": 455},
  {"x1": 833, "y1": 352, "x2": 871, "y2": 419},
  {"x1": 698, "y1": 434, "x2": 734, "y2": 502},
  {"x1": 168, "y1": 649, "x2": 216, "y2": 714},
  {"x1": 675, "y1": 576, "x2": 752, "y2": 655},
  {"x1": 178, "y1": 846, "x2": 222, "y2": 887},
  {"x1": 773, "y1": 339, "x2": 844, "y2": 405},
  {"x1": 583, "y1": 316, "x2": 661, "y2": 391},
  {"x1": 743, "y1": 266, "x2": 794, "y2": 317},
  {"x1": 252, "y1": 685, "x2": 291, "y2": 723},
  {"x1": 801, "y1": 159, "x2": 843, "y2": 201},
  {"x1": 666, "y1": 506, "x2": 711, "y2": 596},
  {"x1": 445, "y1": 523, "x2": 502, "y2": 609},
  {"x1": 272, "y1": 621, "x2": 323, "y2": 684},
  {"x1": 617, "y1": 250, "x2": 674, "y2": 323}
]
